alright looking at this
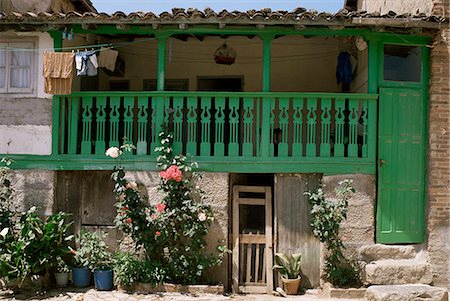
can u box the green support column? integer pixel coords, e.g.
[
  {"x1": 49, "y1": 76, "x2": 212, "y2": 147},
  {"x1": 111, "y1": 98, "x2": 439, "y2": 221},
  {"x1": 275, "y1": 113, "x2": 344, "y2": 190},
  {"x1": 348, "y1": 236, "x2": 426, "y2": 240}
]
[
  {"x1": 49, "y1": 31, "x2": 63, "y2": 156},
  {"x1": 156, "y1": 34, "x2": 169, "y2": 91},
  {"x1": 155, "y1": 34, "x2": 170, "y2": 137},
  {"x1": 367, "y1": 37, "x2": 379, "y2": 162},
  {"x1": 260, "y1": 34, "x2": 274, "y2": 157}
]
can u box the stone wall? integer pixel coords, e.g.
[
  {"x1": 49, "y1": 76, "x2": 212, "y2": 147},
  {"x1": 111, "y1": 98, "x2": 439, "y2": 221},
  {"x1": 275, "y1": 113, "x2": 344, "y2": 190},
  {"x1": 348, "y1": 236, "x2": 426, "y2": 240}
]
[
  {"x1": 322, "y1": 174, "x2": 376, "y2": 258},
  {"x1": 427, "y1": 8, "x2": 450, "y2": 287},
  {"x1": 9, "y1": 170, "x2": 55, "y2": 216}
]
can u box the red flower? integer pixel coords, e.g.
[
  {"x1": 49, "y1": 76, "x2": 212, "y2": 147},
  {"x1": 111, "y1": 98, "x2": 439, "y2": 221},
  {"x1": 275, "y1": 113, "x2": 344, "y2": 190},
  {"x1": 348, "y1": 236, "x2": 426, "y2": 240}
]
[
  {"x1": 159, "y1": 165, "x2": 182, "y2": 182},
  {"x1": 156, "y1": 203, "x2": 166, "y2": 213},
  {"x1": 126, "y1": 218, "x2": 132, "y2": 223},
  {"x1": 123, "y1": 206, "x2": 129, "y2": 211},
  {"x1": 151, "y1": 214, "x2": 157, "y2": 220},
  {"x1": 121, "y1": 211, "x2": 126, "y2": 216},
  {"x1": 155, "y1": 231, "x2": 161, "y2": 236}
]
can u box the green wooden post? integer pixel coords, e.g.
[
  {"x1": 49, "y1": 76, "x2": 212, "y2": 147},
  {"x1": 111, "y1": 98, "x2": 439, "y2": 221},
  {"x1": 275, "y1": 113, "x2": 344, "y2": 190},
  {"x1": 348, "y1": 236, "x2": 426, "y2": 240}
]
[
  {"x1": 155, "y1": 33, "x2": 169, "y2": 138},
  {"x1": 50, "y1": 31, "x2": 62, "y2": 155},
  {"x1": 260, "y1": 34, "x2": 273, "y2": 158},
  {"x1": 367, "y1": 37, "x2": 379, "y2": 162}
]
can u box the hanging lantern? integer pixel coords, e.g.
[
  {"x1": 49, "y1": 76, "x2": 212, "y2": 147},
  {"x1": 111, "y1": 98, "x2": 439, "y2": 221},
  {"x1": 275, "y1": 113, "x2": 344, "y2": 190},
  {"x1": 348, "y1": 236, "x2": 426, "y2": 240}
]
[{"x1": 214, "y1": 43, "x2": 237, "y2": 65}]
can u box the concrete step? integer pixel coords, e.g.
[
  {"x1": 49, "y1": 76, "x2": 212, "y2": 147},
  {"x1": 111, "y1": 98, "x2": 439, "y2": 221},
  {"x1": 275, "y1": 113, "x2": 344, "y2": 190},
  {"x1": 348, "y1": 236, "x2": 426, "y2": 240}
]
[
  {"x1": 365, "y1": 284, "x2": 448, "y2": 301},
  {"x1": 362, "y1": 259, "x2": 432, "y2": 285},
  {"x1": 359, "y1": 244, "x2": 416, "y2": 262}
]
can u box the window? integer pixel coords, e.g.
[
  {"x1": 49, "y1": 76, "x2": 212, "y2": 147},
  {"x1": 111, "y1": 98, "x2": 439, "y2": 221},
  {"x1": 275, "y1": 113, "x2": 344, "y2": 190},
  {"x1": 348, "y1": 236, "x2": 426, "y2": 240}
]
[
  {"x1": 0, "y1": 41, "x2": 35, "y2": 93},
  {"x1": 384, "y1": 44, "x2": 421, "y2": 83}
]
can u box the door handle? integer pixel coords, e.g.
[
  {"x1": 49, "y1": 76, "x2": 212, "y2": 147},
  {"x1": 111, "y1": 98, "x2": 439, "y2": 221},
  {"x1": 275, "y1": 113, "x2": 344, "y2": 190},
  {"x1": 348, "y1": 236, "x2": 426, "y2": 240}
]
[{"x1": 379, "y1": 159, "x2": 385, "y2": 167}]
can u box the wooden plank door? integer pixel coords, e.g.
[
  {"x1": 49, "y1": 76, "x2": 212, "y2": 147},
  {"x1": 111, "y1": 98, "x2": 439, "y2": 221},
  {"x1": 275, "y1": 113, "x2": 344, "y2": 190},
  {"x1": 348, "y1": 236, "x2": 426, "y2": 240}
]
[
  {"x1": 232, "y1": 185, "x2": 273, "y2": 294},
  {"x1": 274, "y1": 174, "x2": 321, "y2": 288},
  {"x1": 377, "y1": 88, "x2": 426, "y2": 243}
]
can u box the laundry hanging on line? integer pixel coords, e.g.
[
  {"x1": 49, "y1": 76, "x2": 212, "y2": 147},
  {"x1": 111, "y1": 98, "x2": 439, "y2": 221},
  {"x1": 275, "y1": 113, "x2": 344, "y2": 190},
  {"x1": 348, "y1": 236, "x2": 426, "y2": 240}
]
[
  {"x1": 75, "y1": 50, "x2": 98, "y2": 76},
  {"x1": 43, "y1": 51, "x2": 75, "y2": 95},
  {"x1": 98, "y1": 48, "x2": 118, "y2": 72}
]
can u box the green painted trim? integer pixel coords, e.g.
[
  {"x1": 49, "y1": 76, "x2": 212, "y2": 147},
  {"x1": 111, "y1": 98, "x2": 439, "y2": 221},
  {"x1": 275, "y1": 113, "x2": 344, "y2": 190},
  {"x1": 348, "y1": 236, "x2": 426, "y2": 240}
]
[
  {"x1": 71, "y1": 24, "x2": 435, "y2": 40},
  {"x1": 0, "y1": 154, "x2": 375, "y2": 174},
  {"x1": 67, "y1": 91, "x2": 378, "y2": 99},
  {"x1": 49, "y1": 30, "x2": 62, "y2": 51},
  {"x1": 421, "y1": 45, "x2": 430, "y2": 242}
]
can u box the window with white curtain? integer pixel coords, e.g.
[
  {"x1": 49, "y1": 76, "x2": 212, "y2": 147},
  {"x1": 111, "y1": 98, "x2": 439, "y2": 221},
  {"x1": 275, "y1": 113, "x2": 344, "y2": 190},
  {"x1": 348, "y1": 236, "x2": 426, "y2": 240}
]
[{"x1": 0, "y1": 41, "x2": 35, "y2": 94}]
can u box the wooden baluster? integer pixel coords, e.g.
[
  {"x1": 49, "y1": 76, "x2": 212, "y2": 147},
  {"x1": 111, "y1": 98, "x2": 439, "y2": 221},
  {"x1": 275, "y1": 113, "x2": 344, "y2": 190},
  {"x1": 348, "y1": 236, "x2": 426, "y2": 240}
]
[
  {"x1": 95, "y1": 96, "x2": 107, "y2": 155},
  {"x1": 200, "y1": 96, "x2": 211, "y2": 156},
  {"x1": 123, "y1": 96, "x2": 134, "y2": 145},
  {"x1": 228, "y1": 97, "x2": 239, "y2": 157},
  {"x1": 269, "y1": 100, "x2": 275, "y2": 157},
  {"x1": 278, "y1": 97, "x2": 289, "y2": 157},
  {"x1": 109, "y1": 96, "x2": 120, "y2": 148},
  {"x1": 67, "y1": 96, "x2": 79, "y2": 154},
  {"x1": 186, "y1": 96, "x2": 197, "y2": 155},
  {"x1": 254, "y1": 243, "x2": 260, "y2": 283},
  {"x1": 348, "y1": 99, "x2": 359, "y2": 157},
  {"x1": 334, "y1": 98, "x2": 345, "y2": 157},
  {"x1": 81, "y1": 96, "x2": 93, "y2": 154},
  {"x1": 214, "y1": 97, "x2": 225, "y2": 156},
  {"x1": 136, "y1": 96, "x2": 149, "y2": 155},
  {"x1": 246, "y1": 232, "x2": 252, "y2": 283},
  {"x1": 242, "y1": 97, "x2": 254, "y2": 157},
  {"x1": 320, "y1": 98, "x2": 331, "y2": 157},
  {"x1": 361, "y1": 100, "x2": 369, "y2": 158},
  {"x1": 306, "y1": 98, "x2": 317, "y2": 157},
  {"x1": 172, "y1": 96, "x2": 184, "y2": 154},
  {"x1": 292, "y1": 98, "x2": 303, "y2": 157},
  {"x1": 261, "y1": 244, "x2": 266, "y2": 283}
]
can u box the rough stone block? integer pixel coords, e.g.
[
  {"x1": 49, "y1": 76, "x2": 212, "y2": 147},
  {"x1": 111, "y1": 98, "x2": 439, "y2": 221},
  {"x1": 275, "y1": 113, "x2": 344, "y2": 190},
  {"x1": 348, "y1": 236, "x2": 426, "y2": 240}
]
[
  {"x1": 359, "y1": 244, "x2": 416, "y2": 261},
  {"x1": 363, "y1": 260, "x2": 432, "y2": 285},
  {"x1": 365, "y1": 284, "x2": 448, "y2": 301}
]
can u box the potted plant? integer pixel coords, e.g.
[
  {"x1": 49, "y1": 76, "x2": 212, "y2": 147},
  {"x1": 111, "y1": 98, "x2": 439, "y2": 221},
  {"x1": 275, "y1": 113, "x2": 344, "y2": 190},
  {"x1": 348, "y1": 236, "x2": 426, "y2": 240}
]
[
  {"x1": 54, "y1": 257, "x2": 70, "y2": 287},
  {"x1": 70, "y1": 230, "x2": 97, "y2": 287},
  {"x1": 90, "y1": 232, "x2": 114, "y2": 291},
  {"x1": 273, "y1": 253, "x2": 302, "y2": 295}
]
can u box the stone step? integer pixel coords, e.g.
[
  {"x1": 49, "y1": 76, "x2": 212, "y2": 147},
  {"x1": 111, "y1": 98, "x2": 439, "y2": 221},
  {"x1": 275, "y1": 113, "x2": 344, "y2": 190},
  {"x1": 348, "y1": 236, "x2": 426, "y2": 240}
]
[
  {"x1": 365, "y1": 284, "x2": 448, "y2": 301},
  {"x1": 359, "y1": 244, "x2": 416, "y2": 262},
  {"x1": 362, "y1": 260, "x2": 432, "y2": 285}
]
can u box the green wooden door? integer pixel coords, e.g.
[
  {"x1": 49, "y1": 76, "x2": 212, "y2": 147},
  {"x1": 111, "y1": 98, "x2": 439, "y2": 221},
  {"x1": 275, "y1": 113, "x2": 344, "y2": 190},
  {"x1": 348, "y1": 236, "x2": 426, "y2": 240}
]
[{"x1": 377, "y1": 88, "x2": 426, "y2": 243}]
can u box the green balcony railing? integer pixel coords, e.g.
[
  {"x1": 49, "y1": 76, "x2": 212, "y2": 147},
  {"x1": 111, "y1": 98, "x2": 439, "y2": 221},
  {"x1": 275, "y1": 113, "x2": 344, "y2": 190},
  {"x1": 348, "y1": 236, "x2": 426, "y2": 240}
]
[{"x1": 53, "y1": 91, "x2": 378, "y2": 173}]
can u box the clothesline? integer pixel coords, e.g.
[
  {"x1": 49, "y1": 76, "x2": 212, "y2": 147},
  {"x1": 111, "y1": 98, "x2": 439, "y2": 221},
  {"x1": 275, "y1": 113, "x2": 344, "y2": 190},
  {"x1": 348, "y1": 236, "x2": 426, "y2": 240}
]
[{"x1": 0, "y1": 37, "x2": 157, "y2": 52}]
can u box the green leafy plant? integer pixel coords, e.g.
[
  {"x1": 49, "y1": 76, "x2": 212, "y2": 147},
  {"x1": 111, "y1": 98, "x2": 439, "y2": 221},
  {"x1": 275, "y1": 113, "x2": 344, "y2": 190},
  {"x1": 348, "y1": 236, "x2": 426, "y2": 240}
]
[
  {"x1": 70, "y1": 230, "x2": 112, "y2": 270},
  {"x1": 273, "y1": 253, "x2": 302, "y2": 279},
  {"x1": 306, "y1": 179, "x2": 360, "y2": 287},
  {"x1": 0, "y1": 208, "x2": 74, "y2": 285},
  {"x1": 113, "y1": 252, "x2": 166, "y2": 287},
  {"x1": 55, "y1": 256, "x2": 70, "y2": 273},
  {"x1": 107, "y1": 131, "x2": 226, "y2": 284}
]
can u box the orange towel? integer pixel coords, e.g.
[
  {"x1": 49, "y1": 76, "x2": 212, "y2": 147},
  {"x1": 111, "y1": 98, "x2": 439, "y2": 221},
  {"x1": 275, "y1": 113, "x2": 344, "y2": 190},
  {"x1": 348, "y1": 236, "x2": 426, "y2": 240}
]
[{"x1": 43, "y1": 51, "x2": 75, "y2": 95}]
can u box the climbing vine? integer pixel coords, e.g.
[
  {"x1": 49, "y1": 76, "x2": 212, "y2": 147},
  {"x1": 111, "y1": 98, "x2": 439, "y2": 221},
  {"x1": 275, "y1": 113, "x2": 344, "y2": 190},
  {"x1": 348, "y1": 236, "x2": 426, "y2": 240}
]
[{"x1": 306, "y1": 179, "x2": 360, "y2": 287}]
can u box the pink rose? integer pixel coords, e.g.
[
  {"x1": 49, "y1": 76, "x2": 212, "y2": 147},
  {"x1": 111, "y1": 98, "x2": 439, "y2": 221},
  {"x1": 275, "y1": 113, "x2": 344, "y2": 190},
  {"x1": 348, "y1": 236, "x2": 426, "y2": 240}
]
[
  {"x1": 155, "y1": 231, "x2": 161, "y2": 236},
  {"x1": 156, "y1": 203, "x2": 166, "y2": 213}
]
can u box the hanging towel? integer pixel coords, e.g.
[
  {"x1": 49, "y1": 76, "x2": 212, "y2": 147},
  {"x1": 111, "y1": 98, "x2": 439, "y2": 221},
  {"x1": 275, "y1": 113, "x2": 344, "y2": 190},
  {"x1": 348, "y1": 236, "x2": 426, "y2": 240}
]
[
  {"x1": 336, "y1": 51, "x2": 352, "y2": 85},
  {"x1": 98, "y1": 48, "x2": 118, "y2": 72},
  {"x1": 43, "y1": 51, "x2": 75, "y2": 95},
  {"x1": 75, "y1": 50, "x2": 98, "y2": 76}
]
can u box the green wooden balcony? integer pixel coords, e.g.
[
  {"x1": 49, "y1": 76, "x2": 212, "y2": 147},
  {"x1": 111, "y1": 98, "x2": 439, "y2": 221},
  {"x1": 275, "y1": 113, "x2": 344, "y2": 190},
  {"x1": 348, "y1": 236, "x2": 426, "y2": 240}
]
[{"x1": 52, "y1": 91, "x2": 378, "y2": 173}]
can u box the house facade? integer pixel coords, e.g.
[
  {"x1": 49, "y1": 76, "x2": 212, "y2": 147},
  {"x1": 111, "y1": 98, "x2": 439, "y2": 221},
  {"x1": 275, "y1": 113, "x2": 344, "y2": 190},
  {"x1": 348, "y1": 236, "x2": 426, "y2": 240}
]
[{"x1": 0, "y1": 0, "x2": 448, "y2": 293}]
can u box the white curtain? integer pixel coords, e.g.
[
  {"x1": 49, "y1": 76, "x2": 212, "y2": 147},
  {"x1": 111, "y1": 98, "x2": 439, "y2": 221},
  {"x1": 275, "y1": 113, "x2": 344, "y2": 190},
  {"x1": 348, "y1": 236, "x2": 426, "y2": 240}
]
[
  {"x1": 10, "y1": 48, "x2": 31, "y2": 89},
  {"x1": 0, "y1": 48, "x2": 6, "y2": 89}
]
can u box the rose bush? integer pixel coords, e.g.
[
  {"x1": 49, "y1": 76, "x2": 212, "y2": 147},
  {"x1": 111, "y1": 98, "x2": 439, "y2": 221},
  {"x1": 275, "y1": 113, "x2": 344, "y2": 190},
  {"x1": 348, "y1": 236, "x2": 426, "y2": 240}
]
[{"x1": 107, "y1": 132, "x2": 225, "y2": 284}]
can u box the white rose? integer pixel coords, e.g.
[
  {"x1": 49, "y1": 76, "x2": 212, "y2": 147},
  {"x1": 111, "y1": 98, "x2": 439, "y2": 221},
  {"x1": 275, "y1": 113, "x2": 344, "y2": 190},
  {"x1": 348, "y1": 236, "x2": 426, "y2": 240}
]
[
  {"x1": 0, "y1": 228, "x2": 9, "y2": 238},
  {"x1": 105, "y1": 147, "x2": 121, "y2": 158},
  {"x1": 198, "y1": 212, "x2": 207, "y2": 222}
]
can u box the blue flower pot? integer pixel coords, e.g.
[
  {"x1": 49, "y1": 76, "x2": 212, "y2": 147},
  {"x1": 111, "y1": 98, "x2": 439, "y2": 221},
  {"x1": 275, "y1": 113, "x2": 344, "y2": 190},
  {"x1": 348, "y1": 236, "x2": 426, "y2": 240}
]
[
  {"x1": 72, "y1": 267, "x2": 92, "y2": 287},
  {"x1": 93, "y1": 269, "x2": 113, "y2": 291}
]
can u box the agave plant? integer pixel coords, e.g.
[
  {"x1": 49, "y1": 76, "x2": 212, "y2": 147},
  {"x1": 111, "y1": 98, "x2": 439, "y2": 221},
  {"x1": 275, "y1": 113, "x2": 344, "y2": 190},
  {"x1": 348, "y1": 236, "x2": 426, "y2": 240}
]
[{"x1": 273, "y1": 253, "x2": 302, "y2": 279}]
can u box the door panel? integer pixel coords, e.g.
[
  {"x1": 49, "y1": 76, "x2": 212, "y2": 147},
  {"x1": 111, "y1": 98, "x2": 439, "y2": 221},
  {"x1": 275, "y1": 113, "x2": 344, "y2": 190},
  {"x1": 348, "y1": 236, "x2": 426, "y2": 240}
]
[{"x1": 377, "y1": 88, "x2": 425, "y2": 243}]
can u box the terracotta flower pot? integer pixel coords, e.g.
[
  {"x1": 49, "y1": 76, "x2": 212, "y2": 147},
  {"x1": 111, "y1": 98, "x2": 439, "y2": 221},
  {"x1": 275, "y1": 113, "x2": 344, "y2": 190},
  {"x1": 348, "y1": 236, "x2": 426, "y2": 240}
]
[{"x1": 281, "y1": 276, "x2": 301, "y2": 295}]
